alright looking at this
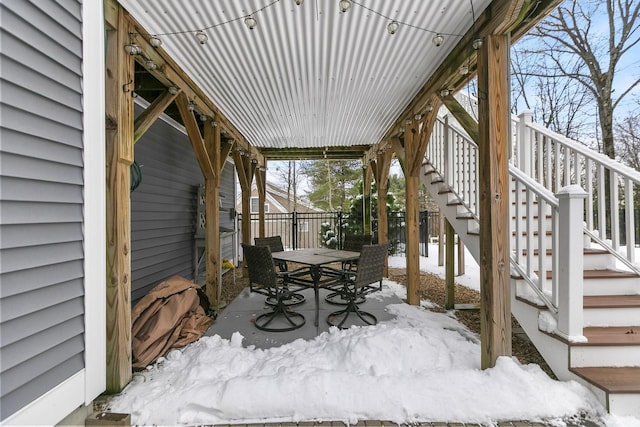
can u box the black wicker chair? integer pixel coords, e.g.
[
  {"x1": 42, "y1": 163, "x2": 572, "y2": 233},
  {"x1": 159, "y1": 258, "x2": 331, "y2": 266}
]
[
  {"x1": 327, "y1": 242, "x2": 389, "y2": 328},
  {"x1": 242, "y1": 244, "x2": 306, "y2": 332},
  {"x1": 325, "y1": 233, "x2": 374, "y2": 305},
  {"x1": 254, "y1": 236, "x2": 287, "y2": 271}
]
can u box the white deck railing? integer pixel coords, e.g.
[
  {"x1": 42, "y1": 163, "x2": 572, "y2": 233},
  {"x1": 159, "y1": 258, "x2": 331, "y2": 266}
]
[
  {"x1": 425, "y1": 101, "x2": 606, "y2": 340},
  {"x1": 514, "y1": 112, "x2": 640, "y2": 275}
]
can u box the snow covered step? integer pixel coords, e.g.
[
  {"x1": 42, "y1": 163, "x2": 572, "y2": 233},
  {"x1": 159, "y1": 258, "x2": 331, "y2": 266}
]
[
  {"x1": 583, "y1": 295, "x2": 640, "y2": 327},
  {"x1": 569, "y1": 326, "x2": 640, "y2": 367},
  {"x1": 570, "y1": 367, "x2": 640, "y2": 418}
]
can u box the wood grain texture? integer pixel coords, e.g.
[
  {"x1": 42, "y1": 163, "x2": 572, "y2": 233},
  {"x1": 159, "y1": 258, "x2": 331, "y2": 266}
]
[
  {"x1": 477, "y1": 34, "x2": 512, "y2": 369},
  {"x1": 204, "y1": 123, "x2": 221, "y2": 306},
  {"x1": 134, "y1": 89, "x2": 179, "y2": 143},
  {"x1": 445, "y1": 219, "x2": 455, "y2": 310},
  {"x1": 175, "y1": 92, "x2": 215, "y2": 180},
  {"x1": 105, "y1": 6, "x2": 134, "y2": 393}
]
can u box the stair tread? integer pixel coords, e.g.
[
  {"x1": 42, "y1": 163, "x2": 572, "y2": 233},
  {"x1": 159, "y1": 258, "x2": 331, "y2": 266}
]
[
  {"x1": 520, "y1": 248, "x2": 609, "y2": 256},
  {"x1": 584, "y1": 295, "x2": 640, "y2": 309},
  {"x1": 547, "y1": 269, "x2": 638, "y2": 279},
  {"x1": 570, "y1": 367, "x2": 640, "y2": 393},
  {"x1": 572, "y1": 326, "x2": 640, "y2": 346},
  {"x1": 513, "y1": 269, "x2": 639, "y2": 280}
]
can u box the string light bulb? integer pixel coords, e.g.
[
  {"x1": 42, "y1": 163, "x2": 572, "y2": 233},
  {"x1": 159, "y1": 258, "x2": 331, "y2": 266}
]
[
  {"x1": 149, "y1": 35, "x2": 162, "y2": 48},
  {"x1": 188, "y1": 100, "x2": 196, "y2": 112},
  {"x1": 432, "y1": 33, "x2": 444, "y2": 47},
  {"x1": 387, "y1": 21, "x2": 399, "y2": 35},
  {"x1": 414, "y1": 113, "x2": 423, "y2": 121},
  {"x1": 440, "y1": 89, "x2": 450, "y2": 97},
  {"x1": 200, "y1": 114, "x2": 208, "y2": 122},
  {"x1": 124, "y1": 43, "x2": 141, "y2": 55},
  {"x1": 426, "y1": 104, "x2": 434, "y2": 112},
  {"x1": 195, "y1": 31, "x2": 208, "y2": 45},
  {"x1": 168, "y1": 86, "x2": 178, "y2": 95},
  {"x1": 459, "y1": 64, "x2": 469, "y2": 75},
  {"x1": 339, "y1": 0, "x2": 352, "y2": 13},
  {"x1": 472, "y1": 37, "x2": 483, "y2": 50},
  {"x1": 294, "y1": 0, "x2": 303, "y2": 4},
  {"x1": 145, "y1": 59, "x2": 157, "y2": 70},
  {"x1": 244, "y1": 15, "x2": 257, "y2": 30}
]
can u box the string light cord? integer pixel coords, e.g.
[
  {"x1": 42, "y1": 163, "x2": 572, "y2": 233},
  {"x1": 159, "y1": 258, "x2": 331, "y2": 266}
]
[
  {"x1": 142, "y1": 0, "x2": 468, "y2": 42},
  {"x1": 151, "y1": 0, "x2": 282, "y2": 36},
  {"x1": 350, "y1": 0, "x2": 464, "y2": 37}
]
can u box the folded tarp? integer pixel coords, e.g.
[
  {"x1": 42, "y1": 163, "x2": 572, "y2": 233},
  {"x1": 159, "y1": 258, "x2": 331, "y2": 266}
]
[{"x1": 131, "y1": 275, "x2": 213, "y2": 369}]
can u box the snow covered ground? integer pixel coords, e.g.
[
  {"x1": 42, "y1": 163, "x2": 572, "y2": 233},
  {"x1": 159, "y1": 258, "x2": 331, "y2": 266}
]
[{"x1": 108, "y1": 246, "x2": 639, "y2": 427}]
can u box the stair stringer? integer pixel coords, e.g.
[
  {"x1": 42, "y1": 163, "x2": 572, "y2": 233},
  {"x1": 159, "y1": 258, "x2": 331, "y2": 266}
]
[
  {"x1": 423, "y1": 162, "x2": 640, "y2": 418},
  {"x1": 420, "y1": 169, "x2": 480, "y2": 260}
]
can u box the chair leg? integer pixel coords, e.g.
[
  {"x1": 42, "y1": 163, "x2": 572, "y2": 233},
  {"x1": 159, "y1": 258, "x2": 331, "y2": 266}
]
[
  {"x1": 266, "y1": 291, "x2": 305, "y2": 306},
  {"x1": 327, "y1": 300, "x2": 377, "y2": 329},
  {"x1": 325, "y1": 287, "x2": 365, "y2": 305},
  {"x1": 255, "y1": 301, "x2": 306, "y2": 332}
]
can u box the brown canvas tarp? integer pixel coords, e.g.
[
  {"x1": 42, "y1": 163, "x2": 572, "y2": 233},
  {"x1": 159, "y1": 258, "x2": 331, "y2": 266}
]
[{"x1": 131, "y1": 275, "x2": 213, "y2": 369}]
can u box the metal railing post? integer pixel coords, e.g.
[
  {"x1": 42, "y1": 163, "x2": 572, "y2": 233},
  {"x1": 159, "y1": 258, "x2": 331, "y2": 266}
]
[{"x1": 556, "y1": 185, "x2": 588, "y2": 341}]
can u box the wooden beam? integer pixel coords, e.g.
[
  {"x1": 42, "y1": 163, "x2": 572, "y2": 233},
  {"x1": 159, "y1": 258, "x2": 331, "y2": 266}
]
[
  {"x1": 382, "y1": 0, "x2": 560, "y2": 141},
  {"x1": 440, "y1": 95, "x2": 480, "y2": 143},
  {"x1": 174, "y1": 92, "x2": 215, "y2": 180},
  {"x1": 408, "y1": 97, "x2": 442, "y2": 176},
  {"x1": 477, "y1": 34, "x2": 512, "y2": 369},
  {"x1": 133, "y1": 89, "x2": 179, "y2": 143},
  {"x1": 219, "y1": 139, "x2": 234, "y2": 171},
  {"x1": 105, "y1": 6, "x2": 134, "y2": 393},
  {"x1": 260, "y1": 146, "x2": 370, "y2": 160},
  {"x1": 203, "y1": 122, "x2": 221, "y2": 307}
]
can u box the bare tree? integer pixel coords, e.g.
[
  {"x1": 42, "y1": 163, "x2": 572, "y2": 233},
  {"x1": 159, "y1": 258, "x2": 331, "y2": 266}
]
[
  {"x1": 615, "y1": 98, "x2": 640, "y2": 170},
  {"x1": 511, "y1": 46, "x2": 593, "y2": 140},
  {"x1": 519, "y1": 0, "x2": 640, "y2": 159}
]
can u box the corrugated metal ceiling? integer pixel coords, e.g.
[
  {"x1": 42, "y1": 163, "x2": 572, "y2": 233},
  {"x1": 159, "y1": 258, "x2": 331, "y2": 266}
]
[{"x1": 118, "y1": 0, "x2": 490, "y2": 151}]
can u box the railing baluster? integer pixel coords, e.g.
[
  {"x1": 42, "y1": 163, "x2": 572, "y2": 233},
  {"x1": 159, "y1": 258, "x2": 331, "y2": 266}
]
[
  {"x1": 538, "y1": 199, "x2": 547, "y2": 293},
  {"x1": 598, "y1": 164, "x2": 606, "y2": 240},
  {"x1": 585, "y1": 158, "x2": 594, "y2": 230},
  {"x1": 611, "y1": 171, "x2": 620, "y2": 250},
  {"x1": 625, "y1": 178, "x2": 635, "y2": 263}
]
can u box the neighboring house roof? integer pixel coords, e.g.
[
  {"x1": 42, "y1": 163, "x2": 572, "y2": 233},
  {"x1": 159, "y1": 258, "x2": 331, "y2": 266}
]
[{"x1": 236, "y1": 181, "x2": 322, "y2": 213}]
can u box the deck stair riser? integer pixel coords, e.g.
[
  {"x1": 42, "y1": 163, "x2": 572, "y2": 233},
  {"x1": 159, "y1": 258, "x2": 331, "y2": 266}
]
[
  {"x1": 514, "y1": 250, "x2": 616, "y2": 271},
  {"x1": 583, "y1": 295, "x2": 640, "y2": 327},
  {"x1": 570, "y1": 346, "x2": 640, "y2": 368},
  {"x1": 423, "y1": 99, "x2": 640, "y2": 416}
]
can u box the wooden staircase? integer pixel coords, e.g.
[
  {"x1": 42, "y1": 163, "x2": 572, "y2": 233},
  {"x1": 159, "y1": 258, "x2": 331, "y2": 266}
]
[{"x1": 422, "y1": 162, "x2": 640, "y2": 417}]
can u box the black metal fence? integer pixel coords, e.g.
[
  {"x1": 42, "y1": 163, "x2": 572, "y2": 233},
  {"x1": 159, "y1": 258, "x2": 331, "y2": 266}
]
[{"x1": 238, "y1": 210, "x2": 441, "y2": 256}]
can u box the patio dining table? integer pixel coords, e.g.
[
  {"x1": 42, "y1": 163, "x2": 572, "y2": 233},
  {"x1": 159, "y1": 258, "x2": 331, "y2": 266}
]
[{"x1": 271, "y1": 248, "x2": 360, "y2": 326}]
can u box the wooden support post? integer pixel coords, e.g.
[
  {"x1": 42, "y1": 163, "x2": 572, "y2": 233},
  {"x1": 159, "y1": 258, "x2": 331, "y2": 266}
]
[
  {"x1": 445, "y1": 219, "x2": 455, "y2": 310},
  {"x1": 363, "y1": 164, "x2": 372, "y2": 235},
  {"x1": 256, "y1": 166, "x2": 266, "y2": 238},
  {"x1": 404, "y1": 120, "x2": 421, "y2": 306},
  {"x1": 233, "y1": 150, "x2": 256, "y2": 252},
  {"x1": 105, "y1": 6, "x2": 134, "y2": 393},
  {"x1": 438, "y1": 213, "x2": 445, "y2": 267},
  {"x1": 203, "y1": 122, "x2": 221, "y2": 306},
  {"x1": 457, "y1": 235, "x2": 465, "y2": 276},
  {"x1": 477, "y1": 34, "x2": 512, "y2": 369},
  {"x1": 372, "y1": 148, "x2": 392, "y2": 275}
]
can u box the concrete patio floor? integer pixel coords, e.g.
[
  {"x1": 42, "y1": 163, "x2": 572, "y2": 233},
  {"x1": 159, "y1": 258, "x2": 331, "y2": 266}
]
[{"x1": 205, "y1": 286, "x2": 402, "y2": 349}]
